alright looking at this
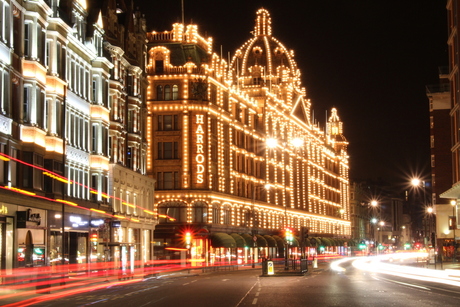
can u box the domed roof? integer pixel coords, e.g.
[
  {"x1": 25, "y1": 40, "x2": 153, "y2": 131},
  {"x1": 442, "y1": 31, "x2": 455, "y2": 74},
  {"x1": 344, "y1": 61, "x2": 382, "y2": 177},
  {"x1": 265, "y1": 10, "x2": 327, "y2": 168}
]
[{"x1": 230, "y1": 9, "x2": 301, "y2": 88}]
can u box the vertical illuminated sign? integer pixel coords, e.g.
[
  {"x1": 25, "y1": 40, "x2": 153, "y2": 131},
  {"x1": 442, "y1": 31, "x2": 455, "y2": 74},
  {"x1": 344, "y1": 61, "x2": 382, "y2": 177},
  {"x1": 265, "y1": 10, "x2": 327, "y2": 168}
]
[{"x1": 195, "y1": 114, "x2": 205, "y2": 184}]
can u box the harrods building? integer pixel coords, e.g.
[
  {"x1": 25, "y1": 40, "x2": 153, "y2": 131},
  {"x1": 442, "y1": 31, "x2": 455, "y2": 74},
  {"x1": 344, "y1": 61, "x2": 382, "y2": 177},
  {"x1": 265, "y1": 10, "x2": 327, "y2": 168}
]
[{"x1": 146, "y1": 9, "x2": 350, "y2": 262}]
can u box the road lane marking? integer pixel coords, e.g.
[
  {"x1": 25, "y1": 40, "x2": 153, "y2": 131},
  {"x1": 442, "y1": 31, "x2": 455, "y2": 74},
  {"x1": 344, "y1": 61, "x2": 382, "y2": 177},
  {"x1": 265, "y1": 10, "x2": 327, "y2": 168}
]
[
  {"x1": 252, "y1": 298, "x2": 258, "y2": 304},
  {"x1": 235, "y1": 278, "x2": 259, "y2": 307},
  {"x1": 375, "y1": 276, "x2": 430, "y2": 290}
]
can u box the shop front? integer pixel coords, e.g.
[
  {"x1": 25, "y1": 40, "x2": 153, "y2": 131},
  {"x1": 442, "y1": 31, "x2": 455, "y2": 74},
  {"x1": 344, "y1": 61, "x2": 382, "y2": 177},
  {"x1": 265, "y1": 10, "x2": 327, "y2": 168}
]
[
  {"x1": 48, "y1": 211, "x2": 89, "y2": 266},
  {"x1": 0, "y1": 203, "x2": 14, "y2": 274},
  {"x1": 17, "y1": 207, "x2": 47, "y2": 268}
]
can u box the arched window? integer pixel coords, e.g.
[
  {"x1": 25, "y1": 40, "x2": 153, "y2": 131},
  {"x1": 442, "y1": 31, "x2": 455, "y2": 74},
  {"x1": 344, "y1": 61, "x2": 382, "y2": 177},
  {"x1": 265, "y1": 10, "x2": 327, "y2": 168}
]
[
  {"x1": 156, "y1": 85, "x2": 163, "y2": 100},
  {"x1": 212, "y1": 204, "x2": 221, "y2": 224},
  {"x1": 164, "y1": 85, "x2": 171, "y2": 100},
  {"x1": 223, "y1": 206, "x2": 231, "y2": 225},
  {"x1": 172, "y1": 85, "x2": 179, "y2": 100},
  {"x1": 158, "y1": 201, "x2": 187, "y2": 223},
  {"x1": 191, "y1": 201, "x2": 208, "y2": 223}
]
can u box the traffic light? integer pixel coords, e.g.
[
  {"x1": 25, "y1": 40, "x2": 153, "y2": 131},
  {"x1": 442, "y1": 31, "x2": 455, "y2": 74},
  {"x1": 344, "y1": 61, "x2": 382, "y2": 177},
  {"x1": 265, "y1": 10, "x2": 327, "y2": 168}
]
[
  {"x1": 185, "y1": 232, "x2": 191, "y2": 248},
  {"x1": 285, "y1": 228, "x2": 293, "y2": 244},
  {"x1": 300, "y1": 226, "x2": 309, "y2": 241},
  {"x1": 90, "y1": 231, "x2": 98, "y2": 243}
]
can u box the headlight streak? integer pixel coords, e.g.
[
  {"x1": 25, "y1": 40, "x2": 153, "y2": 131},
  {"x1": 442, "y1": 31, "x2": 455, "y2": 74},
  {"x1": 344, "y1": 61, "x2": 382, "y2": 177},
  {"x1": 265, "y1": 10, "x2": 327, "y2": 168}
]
[
  {"x1": 350, "y1": 253, "x2": 460, "y2": 288},
  {"x1": 330, "y1": 257, "x2": 358, "y2": 272}
]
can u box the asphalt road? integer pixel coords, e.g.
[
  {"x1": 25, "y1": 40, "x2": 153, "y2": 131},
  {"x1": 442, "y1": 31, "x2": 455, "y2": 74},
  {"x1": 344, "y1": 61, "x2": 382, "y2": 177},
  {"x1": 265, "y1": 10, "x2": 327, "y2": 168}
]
[{"x1": 22, "y1": 264, "x2": 460, "y2": 307}]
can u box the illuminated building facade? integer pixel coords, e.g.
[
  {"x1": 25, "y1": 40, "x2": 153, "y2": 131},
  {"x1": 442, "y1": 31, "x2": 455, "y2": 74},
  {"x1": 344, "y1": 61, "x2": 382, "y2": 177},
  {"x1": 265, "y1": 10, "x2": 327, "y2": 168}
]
[
  {"x1": 0, "y1": 0, "x2": 155, "y2": 271},
  {"x1": 146, "y1": 9, "x2": 350, "y2": 262},
  {"x1": 440, "y1": 0, "x2": 460, "y2": 256}
]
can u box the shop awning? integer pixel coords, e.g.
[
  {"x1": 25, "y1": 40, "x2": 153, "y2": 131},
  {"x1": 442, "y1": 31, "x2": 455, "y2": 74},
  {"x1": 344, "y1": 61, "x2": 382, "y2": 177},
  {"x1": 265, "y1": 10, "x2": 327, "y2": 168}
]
[
  {"x1": 272, "y1": 235, "x2": 285, "y2": 249},
  {"x1": 440, "y1": 182, "x2": 460, "y2": 198},
  {"x1": 209, "y1": 232, "x2": 237, "y2": 248},
  {"x1": 263, "y1": 235, "x2": 277, "y2": 247},
  {"x1": 240, "y1": 233, "x2": 254, "y2": 247},
  {"x1": 230, "y1": 233, "x2": 246, "y2": 247}
]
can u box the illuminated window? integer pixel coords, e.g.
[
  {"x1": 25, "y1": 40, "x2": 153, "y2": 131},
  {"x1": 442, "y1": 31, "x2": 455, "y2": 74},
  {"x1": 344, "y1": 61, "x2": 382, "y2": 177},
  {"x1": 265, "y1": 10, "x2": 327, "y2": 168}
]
[{"x1": 172, "y1": 85, "x2": 179, "y2": 100}]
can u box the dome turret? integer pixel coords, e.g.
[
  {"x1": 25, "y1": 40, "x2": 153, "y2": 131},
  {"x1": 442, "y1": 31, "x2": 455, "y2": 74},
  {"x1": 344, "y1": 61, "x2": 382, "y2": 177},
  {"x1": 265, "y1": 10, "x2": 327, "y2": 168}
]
[{"x1": 230, "y1": 9, "x2": 301, "y2": 91}]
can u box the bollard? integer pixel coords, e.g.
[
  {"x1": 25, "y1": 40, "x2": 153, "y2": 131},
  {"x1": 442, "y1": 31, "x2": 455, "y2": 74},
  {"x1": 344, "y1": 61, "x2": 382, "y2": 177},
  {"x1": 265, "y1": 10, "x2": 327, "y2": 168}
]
[{"x1": 313, "y1": 257, "x2": 318, "y2": 269}]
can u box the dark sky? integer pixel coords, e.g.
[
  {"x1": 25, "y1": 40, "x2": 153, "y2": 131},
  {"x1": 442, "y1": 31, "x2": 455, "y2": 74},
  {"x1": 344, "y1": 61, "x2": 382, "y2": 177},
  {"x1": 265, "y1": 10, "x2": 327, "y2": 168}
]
[{"x1": 135, "y1": 0, "x2": 448, "y2": 184}]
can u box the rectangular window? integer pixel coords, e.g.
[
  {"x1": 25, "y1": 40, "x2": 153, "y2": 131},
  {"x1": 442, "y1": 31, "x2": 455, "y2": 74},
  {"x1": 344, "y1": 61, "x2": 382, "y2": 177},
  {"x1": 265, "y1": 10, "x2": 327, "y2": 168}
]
[
  {"x1": 23, "y1": 87, "x2": 30, "y2": 123},
  {"x1": 158, "y1": 115, "x2": 179, "y2": 131},
  {"x1": 56, "y1": 42, "x2": 62, "y2": 76},
  {"x1": 24, "y1": 23, "x2": 30, "y2": 57},
  {"x1": 46, "y1": 41, "x2": 51, "y2": 68},
  {"x1": 164, "y1": 115, "x2": 173, "y2": 130},
  {"x1": 92, "y1": 124, "x2": 98, "y2": 154},
  {"x1": 157, "y1": 172, "x2": 180, "y2": 190},
  {"x1": 92, "y1": 78, "x2": 97, "y2": 102},
  {"x1": 158, "y1": 142, "x2": 178, "y2": 159}
]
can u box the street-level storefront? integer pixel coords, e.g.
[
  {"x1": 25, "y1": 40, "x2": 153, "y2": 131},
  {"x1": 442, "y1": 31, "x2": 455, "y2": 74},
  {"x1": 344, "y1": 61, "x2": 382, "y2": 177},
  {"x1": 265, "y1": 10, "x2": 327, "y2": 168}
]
[
  {"x1": 17, "y1": 207, "x2": 47, "y2": 268},
  {"x1": 48, "y1": 211, "x2": 89, "y2": 266},
  {"x1": 0, "y1": 203, "x2": 14, "y2": 273}
]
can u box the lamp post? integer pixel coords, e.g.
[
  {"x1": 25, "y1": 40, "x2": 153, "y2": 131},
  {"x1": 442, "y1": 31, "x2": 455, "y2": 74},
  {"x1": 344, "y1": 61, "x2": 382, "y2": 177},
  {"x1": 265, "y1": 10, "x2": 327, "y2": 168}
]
[
  {"x1": 411, "y1": 178, "x2": 430, "y2": 245},
  {"x1": 379, "y1": 221, "x2": 385, "y2": 252},
  {"x1": 426, "y1": 206, "x2": 437, "y2": 268},
  {"x1": 371, "y1": 218, "x2": 378, "y2": 252},
  {"x1": 451, "y1": 200, "x2": 457, "y2": 262},
  {"x1": 251, "y1": 183, "x2": 270, "y2": 268},
  {"x1": 369, "y1": 201, "x2": 379, "y2": 252}
]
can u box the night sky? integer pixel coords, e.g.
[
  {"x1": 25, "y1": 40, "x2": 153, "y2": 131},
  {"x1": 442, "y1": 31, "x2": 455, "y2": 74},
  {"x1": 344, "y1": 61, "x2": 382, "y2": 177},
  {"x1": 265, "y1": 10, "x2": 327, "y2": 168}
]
[{"x1": 135, "y1": 0, "x2": 448, "y2": 185}]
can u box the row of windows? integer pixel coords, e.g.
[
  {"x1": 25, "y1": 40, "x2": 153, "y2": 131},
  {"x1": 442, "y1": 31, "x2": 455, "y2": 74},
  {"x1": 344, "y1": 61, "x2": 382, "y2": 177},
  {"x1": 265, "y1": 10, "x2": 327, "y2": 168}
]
[
  {"x1": 156, "y1": 203, "x2": 339, "y2": 234},
  {"x1": 156, "y1": 85, "x2": 179, "y2": 101},
  {"x1": 67, "y1": 111, "x2": 89, "y2": 150}
]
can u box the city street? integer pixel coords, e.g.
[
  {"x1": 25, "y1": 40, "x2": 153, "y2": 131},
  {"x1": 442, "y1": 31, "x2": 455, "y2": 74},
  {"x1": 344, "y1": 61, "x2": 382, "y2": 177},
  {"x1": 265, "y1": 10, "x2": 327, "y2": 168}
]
[{"x1": 4, "y1": 261, "x2": 460, "y2": 307}]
